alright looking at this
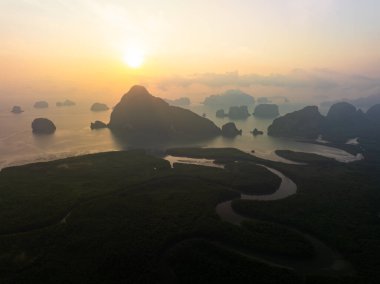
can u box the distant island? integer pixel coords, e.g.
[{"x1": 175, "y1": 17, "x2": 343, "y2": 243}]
[
  {"x1": 321, "y1": 93, "x2": 380, "y2": 110},
  {"x1": 251, "y1": 128, "x2": 264, "y2": 136},
  {"x1": 164, "y1": 97, "x2": 191, "y2": 107},
  {"x1": 91, "y1": 103, "x2": 109, "y2": 112},
  {"x1": 216, "y1": 109, "x2": 227, "y2": 118},
  {"x1": 253, "y1": 104, "x2": 279, "y2": 118},
  {"x1": 11, "y1": 106, "x2": 24, "y2": 113},
  {"x1": 216, "y1": 106, "x2": 250, "y2": 119},
  {"x1": 90, "y1": 120, "x2": 107, "y2": 130},
  {"x1": 34, "y1": 101, "x2": 49, "y2": 109},
  {"x1": 56, "y1": 99, "x2": 76, "y2": 107},
  {"x1": 107, "y1": 85, "x2": 221, "y2": 140},
  {"x1": 203, "y1": 90, "x2": 255, "y2": 107},
  {"x1": 228, "y1": 106, "x2": 250, "y2": 119},
  {"x1": 257, "y1": 97, "x2": 272, "y2": 104}
]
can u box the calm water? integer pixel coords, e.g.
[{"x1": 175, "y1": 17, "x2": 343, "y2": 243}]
[{"x1": 0, "y1": 103, "x2": 361, "y2": 170}]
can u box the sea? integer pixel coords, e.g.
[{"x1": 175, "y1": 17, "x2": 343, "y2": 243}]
[{"x1": 0, "y1": 102, "x2": 363, "y2": 170}]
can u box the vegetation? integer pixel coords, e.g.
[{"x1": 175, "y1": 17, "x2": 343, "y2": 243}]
[
  {"x1": 241, "y1": 220, "x2": 314, "y2": 258},
  {"x1": 233, "y1": 144, "x2": 380, "y2": 283},
  {"x1": 169, "y1": 146, "x2": 380, "y2": 282},
  {"x1": 0, "y1": 149, "x2": 316, "y2": 283},
  {"x1": 1, "y1": 145, "x2": 379, "y2": 283},
  {"x1": 0, "y1": 150, "x2": 170, "y2": 234},
  {"x1": 165, "y1": 239, "x2": 300, "y2": 284},
  {"x1": 275, "y1": 150, "x2": 337, "y2": 164},
  {"x1": 224, "y1": 162, "x2": 281, "y2": 194}
]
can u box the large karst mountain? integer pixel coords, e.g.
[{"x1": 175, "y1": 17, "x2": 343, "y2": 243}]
[
  {"x1": 268, "y1": 102, "x2": 380, "y2": 142},
  {"x1": 108, "y1": 86, "x2": 221, "y2": 140}
]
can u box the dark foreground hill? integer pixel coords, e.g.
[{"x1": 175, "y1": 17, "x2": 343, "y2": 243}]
[{"x1": 108, "y1": 86, "x2": 221, "y2": 140}]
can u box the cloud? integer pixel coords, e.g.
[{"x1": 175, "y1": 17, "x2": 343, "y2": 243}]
[
  {"x1": 155, "y1": 69, "x2": 380, "y2": 102},
  {"x1": 157, "y1": 69, "x2": 339, "y2": 90}
]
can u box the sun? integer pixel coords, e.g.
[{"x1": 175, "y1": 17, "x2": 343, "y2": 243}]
[{"x1": 123, "y1": 47, "x2": 145, "y2": 69}]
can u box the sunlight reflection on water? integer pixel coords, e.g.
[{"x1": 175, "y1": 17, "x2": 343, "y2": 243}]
[{"x1": 0, "y1": 104, "x2": 362, "y2": 170}]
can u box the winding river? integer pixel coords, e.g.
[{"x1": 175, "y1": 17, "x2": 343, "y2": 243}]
[
  {"x1": 0, "y1": 154, "x2": 354, "y2": 278},
  {"x1": 165, "y1": 155, "x2": 354, "y2": 277}
]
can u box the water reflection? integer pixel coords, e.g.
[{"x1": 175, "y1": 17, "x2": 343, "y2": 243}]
[
  {"x1": 32, "y1": 132, "x2": 56, "y2": 149},
  {"x1": 0, "y1": 103, "x2": 363, "y2": 170}
]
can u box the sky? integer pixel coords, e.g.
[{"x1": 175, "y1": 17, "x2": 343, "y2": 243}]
[{"x1": 1, "y1": 0, "x2": 380, "y2": 105}]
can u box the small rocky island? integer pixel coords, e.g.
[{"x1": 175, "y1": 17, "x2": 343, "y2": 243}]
[
  {"x1": 221, "y1": 122, "x2": 242, "y2": 137},
  {"x1": 257, "y1": 97, "x2": 272, "y2": 104},
  {"x1": 251, "y1": 128, "x2": 264, "y2": 136},
  {"x1": 253, "y1": 104, "x2": 279, "y2": 118},
  {"x1": 32, "y1": 118, "x2": 56, "y2": 134},
  {"x1": 216, "y1": 106, "x2": 250, "y2": 119},
  {"x1": 34, "y1": 101, "x2": 49, "y2": 108},
  {"x1": 56, "y1": 99, "x2": 76, "y2": 107},
  {"x1": 90, "y1": 120, "x2": 108, "y2": 130},
  {"x1": 216, "y1": 109, "x2": 227, "y2": 118},
  {"x1": 108, "y1": 85, "x2": 221, "y2": 140},
  {"x1": 11, "y1": 106, "x2": 24, "y2": 113},
  {"x1": 164, "y1": 97, "x2": 191, "y2": 107},
  {"x1": 91, "y1": 103, "x2": 109, "y2": 112},
  {"x1": 228, "y1": 106, "x2": 250, "y2": 119}
]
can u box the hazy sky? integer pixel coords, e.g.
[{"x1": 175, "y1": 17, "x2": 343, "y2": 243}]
[{"x1": 1, "y1": 0, "x2": 380, "y2": 104}]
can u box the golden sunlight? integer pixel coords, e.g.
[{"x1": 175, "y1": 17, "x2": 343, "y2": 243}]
[{"x1": 123, "y1": 47, "x2": 145, "y2": 69}]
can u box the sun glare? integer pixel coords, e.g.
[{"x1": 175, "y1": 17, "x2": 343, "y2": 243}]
[{"x1": 123, "y1": 47, "x2": 145, "y2": 68}]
